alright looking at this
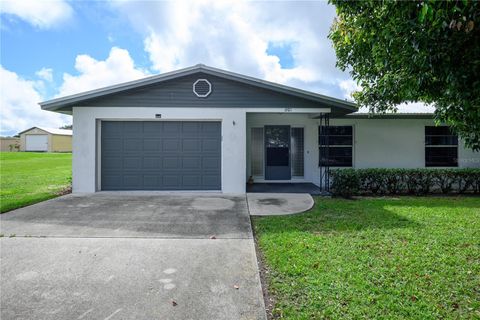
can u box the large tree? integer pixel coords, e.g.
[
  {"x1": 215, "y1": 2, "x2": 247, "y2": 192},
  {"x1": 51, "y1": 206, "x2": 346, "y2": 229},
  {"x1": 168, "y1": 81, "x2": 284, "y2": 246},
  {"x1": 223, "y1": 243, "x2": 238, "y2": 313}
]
[{"x1": 329, "y1": 0, "x2": 480, "y2": 150}]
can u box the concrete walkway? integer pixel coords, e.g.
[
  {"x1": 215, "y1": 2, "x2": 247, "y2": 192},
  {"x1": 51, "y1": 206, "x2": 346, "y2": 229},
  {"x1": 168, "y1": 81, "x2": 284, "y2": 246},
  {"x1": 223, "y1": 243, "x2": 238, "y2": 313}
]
[
  {"x1": 1, "y1": 193, "x2": 266, "y2": 320},
  {"x1": 247, "y1": 193, "x2": 314, "y2": 216}
]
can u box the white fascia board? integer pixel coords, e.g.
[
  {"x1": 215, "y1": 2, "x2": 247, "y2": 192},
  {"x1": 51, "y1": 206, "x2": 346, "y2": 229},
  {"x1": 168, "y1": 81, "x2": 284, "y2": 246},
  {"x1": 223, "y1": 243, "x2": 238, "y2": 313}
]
[{"x1": 245, "y1": 108, "x2": 331, "y2": 113}]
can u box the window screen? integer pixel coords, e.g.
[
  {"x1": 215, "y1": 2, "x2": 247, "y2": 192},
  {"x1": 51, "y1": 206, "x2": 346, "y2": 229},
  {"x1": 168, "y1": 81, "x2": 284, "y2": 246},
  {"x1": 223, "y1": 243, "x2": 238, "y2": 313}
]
[
  {"x1": 251, "y1": 127, "x2": 264, "y2": 176},
  {"x1": 291, "y1": 127, "x2": 304, "y2": 177},
  {"x1": 425, "y1": 126, "x2": 458, "y2": 167},
  {"x1": 319, "y1": 126, "x2": 353, "y2": 167}
]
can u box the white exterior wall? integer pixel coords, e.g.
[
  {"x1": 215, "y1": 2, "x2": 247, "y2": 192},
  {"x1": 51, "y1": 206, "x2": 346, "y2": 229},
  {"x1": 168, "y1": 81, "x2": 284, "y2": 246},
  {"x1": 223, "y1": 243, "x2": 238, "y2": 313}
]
[
  {"x1": 333, "y1": 118, "x2": 427, "y2": 168},
  {"x1": 73, "y1": 107, "x2": 480, "y2": 194},
  {"x1": 246, "y1": 114, "x2": 480, "y2": 186},
  {"x1": 72, "y1": 107, "x2": 247, "y2": 193}
]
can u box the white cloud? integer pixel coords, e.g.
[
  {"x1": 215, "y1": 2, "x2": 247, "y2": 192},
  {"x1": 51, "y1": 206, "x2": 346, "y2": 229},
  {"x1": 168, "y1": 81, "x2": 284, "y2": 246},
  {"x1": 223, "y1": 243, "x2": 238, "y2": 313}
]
[
  {"x1": 0, "y1": 66, "x2": 70, "y2": 136},
  {"x1": 35, "y1": 67, "x2": 53, "y2": 82},
  {"x1": 1, "y1": 0, "x2": 73, "y2": 29},
  {"x1": 339, "y1": 79, "x2": 361, "y2": 101},
  {"x1": 1, "y1": 47, "x2": 148, "y2": 136},
  {"x1": 338, "y1": 74, "x2": 435, "y2": 113},
  {"x1": 357, "y1": 102, "x2": 436, "y2": 114},
  {"x1": 56, "y1": 47, "x2": 148, "y2": 97},
  {"x1": 110, "y1": 1, "x2": 434, "y2": 114},
  {"x1": 112, "y1": 1, "x2": 344, "y2": 93}
]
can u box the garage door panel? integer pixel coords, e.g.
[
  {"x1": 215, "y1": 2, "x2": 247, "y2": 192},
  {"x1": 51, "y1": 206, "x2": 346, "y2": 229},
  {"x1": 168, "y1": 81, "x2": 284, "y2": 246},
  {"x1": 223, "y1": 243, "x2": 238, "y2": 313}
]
[
  {"x1": 182, "y1": 175, "x2": 201, "y2": 187},
  {"x1": 183, "y1": 139, "x2": 201, "y2": 152},
  {"x1": 143, "y1": 139, "x2": 160, "y2": 151},
  {"x1": 182, "y1": 157, "x2": 201, "y2": 169},
  {"x1": 143, "y1": 122, "x2": 163, "y2": 135},
  {"x1": 203, "y1": 175, "x2": 221, "y2": 187},
  {"x1": 103, "y1": 157, "x2": 123, "y2": 170},
  {"x1": 163, "y1": 157, "x2": 181, "y2": 169},
  {"x1": 143, "y1": 157, "x2": 161, "y2": 169},
  {"x1": 123, "y1": 157, "x2": 142, "y2": 169},
  {"x1": 202, "y1": 139, "x2": 220, "y2": 151},
  {"x1": 102, "y1": 122, "x2": 123, "y2": 135},
  {"x1": 103, "y1": 139, "x2": 122, "y2": 152},
  {"x1": 123, "y1": 175, "x2": 142, "y2": 188},
  {"x1": 101, "y1": 121, "x2": 221, "y2": 190},
  {"x1": 163, "y1": 122, "x2": 182, "y2": 133},
  {"x1": 162, "y1": 175, "x2": 181, "y2": 188},
  {"x1": 203, "y1": 157, "x2": 221, "y2": 169},
  {"x1": 102, "y1": 175, "x2": 122, "y2": 189},
  {"x1": 124, "y1": 139, "x2": 142, "y2": 152},
  {"x1": 163, "y1": 139, "x2": 181, "y2": 152},
  {"x1": 143, "y1": 175, "x2": 159, "y2": 187},
  {"x1": 123, "y1": 122, "x2": 143, "y2": 136},
  {"x1": 202, "y1": 122, "x2": 221, "y2": 134},
  {"x1": 182, "y1": 122, "x2": 200, "y2": 135}
]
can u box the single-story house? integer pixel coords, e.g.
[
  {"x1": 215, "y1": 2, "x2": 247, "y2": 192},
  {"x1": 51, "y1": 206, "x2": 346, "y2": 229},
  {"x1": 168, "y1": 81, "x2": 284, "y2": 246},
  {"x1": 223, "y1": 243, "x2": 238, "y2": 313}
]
[
  {"x1": 18, "y1": 127, "x2": 72, "y2": 152},
  {"x1": 0, "y1": 137, "x2": 20, "y2": 152},
  {"x1": 40, "y1": 64, "x2": 480, "y2": 193}
]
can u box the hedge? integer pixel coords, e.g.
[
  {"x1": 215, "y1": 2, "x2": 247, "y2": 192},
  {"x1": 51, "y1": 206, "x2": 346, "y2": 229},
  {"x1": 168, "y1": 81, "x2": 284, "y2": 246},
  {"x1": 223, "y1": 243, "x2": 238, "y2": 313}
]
[{"x1": 330, "y1": 168, "x2": 480, "y2": 197}]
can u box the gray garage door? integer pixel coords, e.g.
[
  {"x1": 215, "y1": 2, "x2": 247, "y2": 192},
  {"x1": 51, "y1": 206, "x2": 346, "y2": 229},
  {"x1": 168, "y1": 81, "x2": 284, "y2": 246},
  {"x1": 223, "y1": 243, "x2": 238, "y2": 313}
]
[{"x1": 101, "y1": 121, "x2": 221, "y2": 190}]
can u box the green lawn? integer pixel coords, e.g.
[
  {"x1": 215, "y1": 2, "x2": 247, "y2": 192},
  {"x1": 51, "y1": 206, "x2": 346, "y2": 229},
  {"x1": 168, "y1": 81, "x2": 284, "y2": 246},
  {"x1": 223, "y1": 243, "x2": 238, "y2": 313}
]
[
  {"x1": 253, "y1": 197, "x2": 480, "y2": 319},
  {"x1": 0, "y1": 152, "x2": 72, "y2": 213}
]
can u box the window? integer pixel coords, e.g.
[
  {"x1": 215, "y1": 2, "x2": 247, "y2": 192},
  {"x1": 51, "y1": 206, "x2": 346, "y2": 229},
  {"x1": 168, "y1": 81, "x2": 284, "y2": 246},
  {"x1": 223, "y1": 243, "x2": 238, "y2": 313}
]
[
  {"x1": 319, "y1": 126, "x2": 353, "y2": 167},
  {"x1": 425, "y1": 126, "x2": 458, "y2": 167},
  {"x1": 291, "y1": 127, "x2": 304, "y2": 177}
]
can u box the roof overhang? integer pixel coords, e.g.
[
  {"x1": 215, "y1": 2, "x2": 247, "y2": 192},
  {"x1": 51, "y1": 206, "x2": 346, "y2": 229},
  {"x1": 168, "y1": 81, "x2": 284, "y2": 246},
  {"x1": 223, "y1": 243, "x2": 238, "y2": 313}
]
[
  {"x1": 39, "y1": 64, "x2": 357, "y2": 114},
  {"x1": 17, "y1": 126, "x2": 73, "y2": 136},
  {"x1": 333, "y1": 112, "x2": 434, "y2": 119}
]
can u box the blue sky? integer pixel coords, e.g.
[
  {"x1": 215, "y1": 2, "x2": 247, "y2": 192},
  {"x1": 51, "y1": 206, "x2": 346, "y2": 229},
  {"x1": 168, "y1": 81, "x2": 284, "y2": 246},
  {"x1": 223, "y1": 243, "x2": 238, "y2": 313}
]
[
  {"x1": 0, "y1": 0, "x2": 430, "y2": 136},
  {"x1": 2, "y1": 1, "x2": 151, "y2": 98}
]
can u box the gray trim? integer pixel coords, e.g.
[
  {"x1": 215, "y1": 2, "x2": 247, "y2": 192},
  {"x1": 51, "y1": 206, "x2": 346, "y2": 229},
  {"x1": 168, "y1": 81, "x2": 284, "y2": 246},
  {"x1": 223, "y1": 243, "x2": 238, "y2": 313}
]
[{"x1": 39, "y1": 64, "x2": 357, "y2": 113}]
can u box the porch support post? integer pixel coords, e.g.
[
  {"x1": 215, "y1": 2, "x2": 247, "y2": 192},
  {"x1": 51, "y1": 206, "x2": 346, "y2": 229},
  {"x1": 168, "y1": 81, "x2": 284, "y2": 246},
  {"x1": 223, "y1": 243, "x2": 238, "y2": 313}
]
[{"x1": 319, "y1": 113, "x2": 330, "y2": 194}]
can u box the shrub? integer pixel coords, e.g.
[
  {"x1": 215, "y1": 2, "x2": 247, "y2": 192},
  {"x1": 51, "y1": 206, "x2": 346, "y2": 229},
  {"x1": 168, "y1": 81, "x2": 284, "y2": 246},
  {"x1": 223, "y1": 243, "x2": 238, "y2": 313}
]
[
  {"x1": 330, "y1": 168, "x2": 480, "y2": 196},
  {"x1": 329, "y1": 169, "x2": 360, "y2": 197}
]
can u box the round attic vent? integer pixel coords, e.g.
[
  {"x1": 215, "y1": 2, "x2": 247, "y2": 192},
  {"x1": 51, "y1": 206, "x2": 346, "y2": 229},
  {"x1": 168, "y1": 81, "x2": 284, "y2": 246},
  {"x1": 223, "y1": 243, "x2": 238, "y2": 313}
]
[{"x1": 193, "y1": 79, "x2": 212, "y2": 98}]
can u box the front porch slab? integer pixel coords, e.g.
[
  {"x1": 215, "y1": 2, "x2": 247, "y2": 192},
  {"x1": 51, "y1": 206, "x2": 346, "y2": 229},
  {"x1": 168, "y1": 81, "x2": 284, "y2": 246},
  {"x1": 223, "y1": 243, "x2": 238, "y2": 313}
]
[
  {"x1": 246, "y1": 182, "x2": 321, "y2": 195},
  {"x1": 247, "y1": 193, "x2": 314, "y2": 216}
]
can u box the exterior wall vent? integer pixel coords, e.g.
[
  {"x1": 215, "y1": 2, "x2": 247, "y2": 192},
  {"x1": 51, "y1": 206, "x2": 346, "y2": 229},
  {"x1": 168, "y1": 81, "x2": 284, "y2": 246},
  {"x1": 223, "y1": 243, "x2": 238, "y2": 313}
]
[{"x1": 193, "y1": 79, "x2": 212, "y2": 98}]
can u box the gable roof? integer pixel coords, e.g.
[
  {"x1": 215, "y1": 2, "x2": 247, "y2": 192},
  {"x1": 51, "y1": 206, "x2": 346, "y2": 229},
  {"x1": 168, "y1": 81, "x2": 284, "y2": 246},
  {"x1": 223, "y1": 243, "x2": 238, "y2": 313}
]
[
  {"x1": 39, "y1": 64, "x2": 357, "y2": 113},
  {"x1": 18, "y1": 127, "x2": 72, "y2": 136}
]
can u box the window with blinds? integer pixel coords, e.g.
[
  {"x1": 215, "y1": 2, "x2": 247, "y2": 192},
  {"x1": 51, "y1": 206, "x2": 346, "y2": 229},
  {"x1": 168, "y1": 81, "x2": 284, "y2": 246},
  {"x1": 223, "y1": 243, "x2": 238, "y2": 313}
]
[
  {"x1": 251, "y1": 127, "x2": 264, "y2": 176},
  {"x1": 319, "y1": 126, "x2": 353, "y2": 167},
  {"x1": 425, "y1": 126, "x2": 458, "y2": 167},
  {"x1": 291, "y1": 127, "x2": 304, "y2": 177}
]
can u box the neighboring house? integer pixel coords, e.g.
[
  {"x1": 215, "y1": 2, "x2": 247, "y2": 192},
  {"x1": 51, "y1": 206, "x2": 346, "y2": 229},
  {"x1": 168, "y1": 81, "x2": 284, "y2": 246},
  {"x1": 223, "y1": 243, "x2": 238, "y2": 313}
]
[
  {"x1": 0, "y1": 137, "x2": 20, "y2": 152},
  {"x1": 39, "y1": 64, "x2": 480, "y2": 193},
  {"x1": 18, "y1": 127, "x2": 72, "y2": 152}
]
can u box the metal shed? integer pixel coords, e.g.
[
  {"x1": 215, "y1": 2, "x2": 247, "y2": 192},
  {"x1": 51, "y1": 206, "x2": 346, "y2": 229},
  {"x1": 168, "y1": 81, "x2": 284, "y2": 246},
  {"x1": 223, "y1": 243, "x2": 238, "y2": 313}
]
[{"x1": 18, "y1": 127, "x2": 72, "y2": 152}]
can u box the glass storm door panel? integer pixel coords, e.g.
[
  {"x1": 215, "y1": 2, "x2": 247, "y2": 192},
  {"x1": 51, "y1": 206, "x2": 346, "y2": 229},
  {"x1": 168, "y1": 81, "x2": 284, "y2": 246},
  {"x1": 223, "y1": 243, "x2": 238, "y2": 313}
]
[
  {"x1": 251, "y1": 127, "x2": 264, "y2": 177},
  {"x1": 265, "y1": 125, "x2": 291, "y2": 180},
  {"x1": 291, "y1": 127, "x2": 304, "y2": 177}
]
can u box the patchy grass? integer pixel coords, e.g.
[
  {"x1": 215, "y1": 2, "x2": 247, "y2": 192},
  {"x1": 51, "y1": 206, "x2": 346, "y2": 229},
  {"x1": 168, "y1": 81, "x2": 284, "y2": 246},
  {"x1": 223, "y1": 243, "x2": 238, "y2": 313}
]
[
  {"x1": 253, "y1": 197, "x2": 480, "y2": 319},
  {"x1": 0, "y1": 152, "x2": 71, "y2": 213}
]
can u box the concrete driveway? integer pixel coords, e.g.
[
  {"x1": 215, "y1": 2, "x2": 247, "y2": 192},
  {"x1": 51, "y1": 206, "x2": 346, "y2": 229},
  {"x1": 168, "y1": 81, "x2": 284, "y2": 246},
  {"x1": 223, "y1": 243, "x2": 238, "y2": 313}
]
[{"x1": 0, "y1": 193, "x2": 266, "y2": 320}]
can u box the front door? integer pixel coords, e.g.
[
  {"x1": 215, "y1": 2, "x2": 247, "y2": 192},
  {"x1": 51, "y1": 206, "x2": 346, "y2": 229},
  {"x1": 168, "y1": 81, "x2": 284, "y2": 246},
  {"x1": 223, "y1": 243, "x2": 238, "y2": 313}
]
[{"x1": 265, "y1": 125, "x2": 291, "y2": 180}]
